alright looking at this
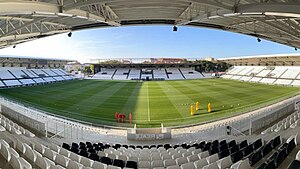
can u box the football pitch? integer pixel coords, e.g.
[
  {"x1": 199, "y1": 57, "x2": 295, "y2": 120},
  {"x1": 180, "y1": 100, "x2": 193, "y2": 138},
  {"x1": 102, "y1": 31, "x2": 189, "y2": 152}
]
[{"x1": 0, "y1": 79, "x2": 299, "y2": 127}]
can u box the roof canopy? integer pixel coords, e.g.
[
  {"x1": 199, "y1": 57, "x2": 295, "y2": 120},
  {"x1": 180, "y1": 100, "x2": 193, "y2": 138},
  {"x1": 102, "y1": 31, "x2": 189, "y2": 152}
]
[{"x1": 1, "y1": 0, "x2": 300, "y2": 49}]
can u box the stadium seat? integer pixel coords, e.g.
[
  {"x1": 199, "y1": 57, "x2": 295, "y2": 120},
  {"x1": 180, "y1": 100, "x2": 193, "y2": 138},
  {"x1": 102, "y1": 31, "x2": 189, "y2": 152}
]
[
  {"x1": 253, "y1": 138, "x2": 263, "y2": 150},
  {"x1": 242, "y1": 145, "x2": 254, "y2": 157},
  {"x1": 275, "y1": 147, "x2": 287, "y2": 167},
  {"x1": 194, "y1": 158, "x2": 208, "y2": 168},
  {"x1": 231, "y1": 150, "x2": 243, "y2": 163},
  {"x1": 139, "y1": 161, "x2": 151, "y2": 168},
  {"x1": 218, "y1": 149, "x2": 230, "y2": 159},
  {"x1": 216, "y1": 156, "x2": 232, "y2": 169},
  {"x1": 151, "y1": 160, "x2": 164, "y2": 168},
  {"x1": 80, "y1": 156, "x2": 92, "y2": 167},
  {"x1": 181, "y1": 162, "x2": 196, "y2": 169},
  {"x1": 54, "y1": 154, "x2": 68, "y2": 167},
  {"x1": 107, "y1": 165, "x2": 121, "y2": 169},
  {"x1": 228, "y1": 140, "x2": 236, "y2": 148},
  {"x1": 166, "y1": 166, "x2": 180, "y2": 169},
  {"x1": 287, "y1": 160, "x2": 300, "y2": 169},
  {"x1": 92, "y1": 161, "x2": 106, "y2": 169},
  {"x1": 10, "y1": 154, "x2": 22, "y2": 169},
  {"x1": 67, "y1": 160, "x2": 83, "y2": 169},
  {"x1": 187, "y1": 154, "x2": 199, "y2": 162},
  {"x1": 272, "y1": 136, "x2": 281, "y2": 149},
  {"x1": 35, "y1": 155, "x2": 48, "y2": 169},
  {"x1": 164, "y1": 159, "x2": 177, "y2": 167},
  {"x1": 239, "y1": 140, "x2": 248, "y2": 149},
  {"x1": 206, "y1": 153, "x2": 219, "y2": 164},
  {"x1": 248, "y1": 149, "x2": 262, "y2": 166},
  {"x1": 287, "y1": 138, "x2": 296, "y2": 154},
  {"x1": 113, "y1": 159, "x2": 125, "y2": 168},
  {"x1": 203, "y1": 162, "x2": 218, "y2": 169}
]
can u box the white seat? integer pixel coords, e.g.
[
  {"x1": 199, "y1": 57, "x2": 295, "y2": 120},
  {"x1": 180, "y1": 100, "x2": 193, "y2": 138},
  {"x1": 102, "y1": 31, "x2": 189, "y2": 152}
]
[
  {"x1": 59, "y1": 148, "x2": 70, "y2": 157},
  {"x1": 140, "y1": 155, "x2": 151, "y2": 161},
  {"x1": 128, "y1": 156, "x2": 138, "y2": 162},
  {"x1": 164, "y1": 159, "x2": 176, "y2": 167},
  {"x1": 187, "y1": 154, "x2": 199, "y2": 162},
  {"x1": 194, "y1": 158, "x2": 208, "y2": 168},
  {"x1": 172, "y1": 153, "x2": 182, "y2": 160},
  {"x1": 0, "y1": 125, "x2": 6, "y2": 132},
  {"x1": 182, "y1": 152, "x2": 192, "y2": 157},
  {"x1": 9, "y1": 147, "x2": 20, "y2": 158},
  {"x1": 67, "y1": 160, "x2": 83, "y2": 169},
  {"x1": 35, "y1": 141, "x2": 46, "y2": 154},
  {"x1": 198, "y1": 151, "x2": 209, "y2": 158},
  {"x1": 0, "y1": 139, "x2": 10, "y2": 149},
  {"x1": 216, "y1": 156, "x2": 233, "y2": 169},
  {"x1": 117, "y1": 154, "x2": 128, "y2": 162},
  {"x1": 151, "y1": 160, "x2": 164, "y2": 168},
  {"x1": 151, "y1": 154, "x2": 162, "y2": 161},
  {"x1": 17, "y1": 140, "x2": 25, "y2": 154},
  {"x1": 36, "y1": 155, "x2": 49, "y2": 169},
  {"x1": 230, "y1": 158, "x2": 251, "y2": 169},
  {"x1": 51, "y1": 143, "x2": 60, "y2": 153},
  {"x1": 10, "y1": 154, "x2": 22, "y2": 169},
  {"x1": 44, "y1": 148, "x2": 57, "y2": 161},
  {"x1": 203, "y1": 162, "x2": 219, "y2": 169},
  {"x1": 19, "y1": 157, "x2": 32, "y2": 169},
  {"x1": 50, "y1": 164, "x2": 66, "y2": 169},
  {"x1": 107, "y1": 153, "x2": 117, "y2": 160},
  {"x1": 296, "y1": 150, "x2": 300, "y2": 161},
  {"x1": 91, "y1": 161, "x2": 106, "y2": 169},
  {"x1": 0, "y1": 143, "x2": 11, "y2": 162},
  {"x1": 106, "y1": 166, "x2": 121, "y2": 169},
  {"x1": 206, "y1": 154, "x2": 219, "y2": 164},
  {"x1": 180, "y1": 162, "x2": 196, "y2": 169},
  {"x1": 12, "y1": 127, "x2": 22, "y2": 135},
  {"x1": 175, "y1": 157, "x2": 188, "y2": 166},
  {"x1": 24, "y1": 144, "x2": 36, "y2": 163},
  {"x1": 162, "y1": 153, "x2": 172, "y2": 160},
  {"x1": 80, "y1": 156, "x2": 92, "y2": 167},
  {"x1": 70, "y1": 152, "x2": 80, "y2": 162},
  {"x1": 55, "y1": 154, "x2": 68, "y2": 167},
  {"x1": 139, "y1": 161, "x2": 151, "y2": 168},
  {"x1": 166, "y1": 166, "x2": 180, "y2": 169}
]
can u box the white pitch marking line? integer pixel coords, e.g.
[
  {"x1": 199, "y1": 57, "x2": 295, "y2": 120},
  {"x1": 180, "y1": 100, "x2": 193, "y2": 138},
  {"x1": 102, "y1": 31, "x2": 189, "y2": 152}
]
[{"x1": 147, "y1": 82, "x2": 150, "y2": 121}]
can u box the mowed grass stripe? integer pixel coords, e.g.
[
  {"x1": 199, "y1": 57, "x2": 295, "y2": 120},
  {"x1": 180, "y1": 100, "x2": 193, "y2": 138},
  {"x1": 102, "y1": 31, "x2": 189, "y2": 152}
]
[
  {"x1": 147, "y1": 82, "x2": 183, "y2": 121},
  {"x1": 66, "y1": 82, "x2": 127, "y2": 117},
  {"x1": 156, "y1": 81, "x2": 192, "y2": 118},
  {"x1": 133, "y1": 82, "x2": 151, "y2": 122},
  {"x1": 121, "y1": 82, "x2": 142, "y2": 120},
  {"x1": 88, "y1": 82, "x2": 139, "y2": 120}
]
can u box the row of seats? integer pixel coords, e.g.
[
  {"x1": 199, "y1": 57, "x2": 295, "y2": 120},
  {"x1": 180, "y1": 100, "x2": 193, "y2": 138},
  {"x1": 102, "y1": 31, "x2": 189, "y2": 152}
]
[
  {"x1": 92, "y1": 68, "x2": 207, "y2": 81},
  {"x1": 0, "y1": 68, "x2": 74, "y2": 88},
  {"x1": 261, "y1": 111, "x2": 300, "y2": 135},
  {"x1": 223, "y1": 66, "x2": 300, "y2": 86}
]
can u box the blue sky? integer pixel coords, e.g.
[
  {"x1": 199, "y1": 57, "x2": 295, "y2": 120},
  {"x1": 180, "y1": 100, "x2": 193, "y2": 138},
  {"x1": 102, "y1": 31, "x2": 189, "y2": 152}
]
[{"x1": 0, "y1": 26, "x2": 298, "y2": 63}]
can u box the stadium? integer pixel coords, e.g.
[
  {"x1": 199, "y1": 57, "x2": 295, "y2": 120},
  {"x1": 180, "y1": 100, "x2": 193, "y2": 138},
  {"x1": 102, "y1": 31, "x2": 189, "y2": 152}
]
[{"x1": 1, "y1": 1, "x2": 300, "y2": 169}]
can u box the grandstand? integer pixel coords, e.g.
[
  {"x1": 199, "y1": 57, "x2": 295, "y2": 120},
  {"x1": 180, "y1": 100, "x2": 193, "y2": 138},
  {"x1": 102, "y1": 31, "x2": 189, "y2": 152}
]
[
  {"x1": 0, "y1": 67, "x2": 74, "y2": 88},
  {"x1": 91, "y1": 66, "x2": 210, "y2": 81}
]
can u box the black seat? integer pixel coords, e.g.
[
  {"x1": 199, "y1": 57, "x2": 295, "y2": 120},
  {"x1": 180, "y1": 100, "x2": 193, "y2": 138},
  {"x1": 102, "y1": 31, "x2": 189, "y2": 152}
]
[
  {"x1": 253, "y1": 139, "x2": 263, "y2": 150},
  {"x1": 87, "y1": 148, "x2": 96, "y2": 154},
  {"x1": 71, "y1": 143, "x2": 79, "y2": 149},
  {"x1": 70, "y1": 146, "x2": 78, "y2": 154},
  {"x1": 122, "y1": 145, "x2": 128, "y2": 149},
  {"x1": 129, "y1": 145, "x2": 136, "y2": 149},
  {"x1": 249, "y1": 149, "x2": 262, "y2": 166},
  {"x1": 143, "y1": 145, "x2": 150, "y2": 149},
  {"x1": 230, "y1": 145, "x2": 239, "y2": 154},
  {"x1": 287, "y1": 138, "x2": 296, "y2": 155},
  {"x1": 150, "y1": 145, "x2": 156, "y2": 149},
  {"x1": 126, "y1": 160, "x2": 138, "y2": 169},
  {"x1": 164, "y1": 144, "x2": 171, "y2": 150},
  {"x1": 265, "y1": 160, "x2": 276, "y2": 169},
  {"x1": 228, "y1": 140, "x2": 236, "y2": 148},
  {"x1": 157, "y1": 145, "x2": 163, "y2": 148},
  {"x1": 78, "y1": 149, "x2": 88, "y2": 157},
  {"x1": 219, "y1": 143, "x2": 228, "y2": 152},
  {"x1": 62, "y1": 143, "x2": 70, "y2": 150},
  {"x1": 287, "y1": 160, "x2": 300, "y2": 169},
  {"x1": 261, "y1": 143, "x2": 272, "y2": 157},
  {"x1": 218, "y1": 149, "x2": 230, "y2": 159},
  {"x1": 209, "y1": 147, "x2": 219, "y2": 155},
  {"x1": 100, "y1": 156, "x2": 112, "y2": 165},
  {"x1": 243, "y1": 145, "x2": 254, "y2": 157},
  {"x1": 113, "y1": 159, "x2": 125, "y2": 168},
  {"x1": 89, "y1": 153, "x2": 99, "y2": 161},
  {"x1": 79, "y1": 142, "x2": 85, "y2": 147},
  {"x1": 272, "y1": 136, "x2": 281, "y2": 149},
  {"x1": 219, "y1": 140, "x2": 226, "y2": 146},
  {"x1": 275, "y1": 148, "x2": 287, "y2": 167},
  {"x1": 173, "y1": 145, "x2": 179, "y2": 149},
  {"x1": 212, "y1": 140, "x2": 219, "y2": 147},
  {"x1": 231, "y1": 150, "x2": 243, "y2": 163},
  {"x1": 239, "y1": 140, "x2": 248, "y2": 149},
  {"x1": 257, "y1": 162, "x2": 267, "y2": 169}
]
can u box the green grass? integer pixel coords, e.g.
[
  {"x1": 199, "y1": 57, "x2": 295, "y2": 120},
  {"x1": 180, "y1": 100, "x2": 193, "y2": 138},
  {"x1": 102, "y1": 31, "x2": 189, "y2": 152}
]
[{"x1": 0, "y1": 79, "x2": 299, "y2": 127}]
